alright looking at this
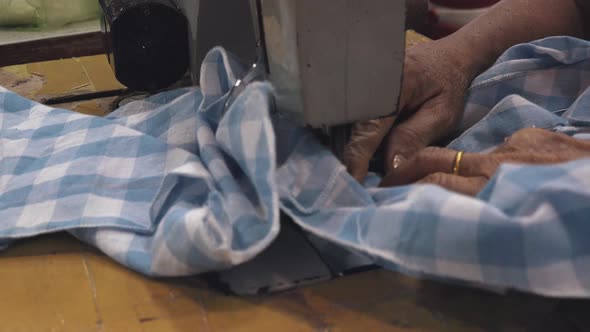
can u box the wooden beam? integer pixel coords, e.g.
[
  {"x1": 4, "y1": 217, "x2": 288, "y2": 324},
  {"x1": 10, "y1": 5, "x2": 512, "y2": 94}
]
[{"x1": 0, "y1": 32, "x2": 106, "y2": 67}]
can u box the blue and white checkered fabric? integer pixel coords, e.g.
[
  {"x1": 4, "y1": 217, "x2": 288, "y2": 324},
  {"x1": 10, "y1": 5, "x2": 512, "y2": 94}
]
[{"x1": 2, "y1": 37, "x2": 590, "y2": 297}]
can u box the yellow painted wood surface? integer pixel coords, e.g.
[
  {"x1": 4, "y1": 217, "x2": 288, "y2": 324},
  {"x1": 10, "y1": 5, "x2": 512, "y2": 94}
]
[
  {"x1": 0, "y1": 31, "x2": 589, "y2": 332},
  {"x1": 0, "y1": 233, "x2": 587, "y2": 332},
  {"x1": 0, "y1": 54, "x2": 123, "y2": 117}
]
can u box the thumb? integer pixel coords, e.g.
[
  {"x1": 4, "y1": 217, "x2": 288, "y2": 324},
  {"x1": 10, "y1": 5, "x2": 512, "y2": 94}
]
[
  {"x1": 342, "y1": 117, "x2": 395, "y2": 181},
  {"x1": 385, "y1": 101, "x2": 460, "y2": 173}
]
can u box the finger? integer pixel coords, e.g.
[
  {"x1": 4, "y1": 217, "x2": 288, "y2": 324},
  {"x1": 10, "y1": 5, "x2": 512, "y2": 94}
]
[
  {"x1": 385, "y1": 99, "x2": 461, "y2": 173},
  {"x1": 380, "y1": 147, "x2": 455, "y2": 187},
  {"x1": 380, "y1": 147, "x2": 498, "y2": 187},
  {"x1": 416, "y1": 173, "x2": 488, "y2": 196},
  {"x1": 342, "y1": 117, "x2": 395, "y2": 181},
  {"x1": 494, "y1": 128, "x2": 590, "y2": 156}
]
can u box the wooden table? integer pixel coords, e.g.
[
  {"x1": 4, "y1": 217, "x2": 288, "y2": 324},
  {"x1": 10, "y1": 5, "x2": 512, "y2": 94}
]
[{"x1": 1, "y1": 35, "x2": 590, "y2": 332}]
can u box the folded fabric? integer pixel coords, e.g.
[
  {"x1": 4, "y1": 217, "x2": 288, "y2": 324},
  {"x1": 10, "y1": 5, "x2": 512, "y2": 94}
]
[{"x1": 1, "y1": 37, "x2": 590, "y2": 298}]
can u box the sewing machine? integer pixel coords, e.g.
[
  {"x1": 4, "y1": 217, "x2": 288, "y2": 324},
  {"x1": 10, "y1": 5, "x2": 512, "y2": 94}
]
[
  {"x1": 99, "y1": 0, "x2": 426, "y2": 128},
  {"x1": 99, "y1": 0, "x2": 426, "y2": 294}
]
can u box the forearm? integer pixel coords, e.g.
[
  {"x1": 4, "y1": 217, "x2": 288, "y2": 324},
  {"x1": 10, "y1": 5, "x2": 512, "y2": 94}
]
[{"x1": 440, "y1": 0, "x2": 587, "y2": 80}]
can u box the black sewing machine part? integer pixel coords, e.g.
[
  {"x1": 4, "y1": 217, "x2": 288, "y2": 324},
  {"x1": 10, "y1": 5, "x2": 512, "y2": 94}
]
[
  {"x1": 99, "y1": 0, "x2": 189, "y2": 92},
  {"x1": 406, "y1": 0, "x2": 430, "y2": 32}
]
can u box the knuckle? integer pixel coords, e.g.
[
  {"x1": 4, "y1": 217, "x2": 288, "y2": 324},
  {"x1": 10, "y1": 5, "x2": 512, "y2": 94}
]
[
  {"x1": 437, "y1": 102, "x2": 463, "y2": 129},
  {"x1": 504, "y1": 128, "x2": 564, "y2": 152},
  {"x1": 462, "y1": 154, "x2": 501, "y2": 178},
  {"x1": 511, "y1": 127, "x2": 548, "y2": 140},
  {"x1": 414, "y1": 147, "x2": 435, "y2": 163},
  {"x1": 342, "y1": 145, "x2": 371, "y2": 162},
  {"x1": 480, "y1": 156, "x2": 502, "y2": 178},
  {"x1": 416, "y1": 146, "x2": 450, "y2": 163},
  {"x1": 354, "y1": 118, "x2": 392, "y2": 133},
  {"x1": 394, "y1": 125, "x2": 427, "y2": 146},
  {"x1": 420, "y1": 146, "x2": 446, "y2": 159},
  {"x1": 421, "y1": 172, "x2": 448, "y2": 185}
]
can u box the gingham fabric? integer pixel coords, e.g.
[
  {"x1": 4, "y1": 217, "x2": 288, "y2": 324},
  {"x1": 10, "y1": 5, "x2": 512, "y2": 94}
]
[{"x1": 2, "y1": 37, "x2": 590, "y2": 297}]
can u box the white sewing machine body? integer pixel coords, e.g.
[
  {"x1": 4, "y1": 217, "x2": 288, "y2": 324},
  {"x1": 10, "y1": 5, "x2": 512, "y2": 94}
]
[
  {"x1": 259, "y1": 0, "x2": 406, "y2": 127},
  {"x1": 186, "y1": 0, "x2": 406, "y2": 127}
]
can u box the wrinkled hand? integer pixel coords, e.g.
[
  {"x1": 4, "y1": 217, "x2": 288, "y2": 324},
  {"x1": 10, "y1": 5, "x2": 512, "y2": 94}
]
[
  {"x1": 380, "y1": 128, "x2": 590, "y2": 196},
  {"x1": 342, "y1": 39, "x2": 473, "y2": 181}
]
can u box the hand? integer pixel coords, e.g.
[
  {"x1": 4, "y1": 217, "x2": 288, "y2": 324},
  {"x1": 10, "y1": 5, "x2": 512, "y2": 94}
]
[
  {"x1": 380, "y1": 128, "x2": 590, "y2": 196},
  {"x1": 342, "y1": 38, "x2": 475, "y2": 181}
]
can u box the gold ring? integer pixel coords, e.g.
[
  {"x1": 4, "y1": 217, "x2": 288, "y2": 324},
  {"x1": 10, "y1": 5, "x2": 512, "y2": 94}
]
[{"x1": 452, "y1": 151, "x2": 464, "y2": 175}]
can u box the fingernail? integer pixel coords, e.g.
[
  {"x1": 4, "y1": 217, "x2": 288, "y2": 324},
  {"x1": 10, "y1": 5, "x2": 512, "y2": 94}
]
[{"x1": 392, "y1": 154, "x2": 407, "y2": 169}]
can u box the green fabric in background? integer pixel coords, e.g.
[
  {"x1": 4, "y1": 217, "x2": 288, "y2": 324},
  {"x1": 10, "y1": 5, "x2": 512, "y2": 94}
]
[{"x1": 0, "y1": 0, "x2": 100, "y2": 28}]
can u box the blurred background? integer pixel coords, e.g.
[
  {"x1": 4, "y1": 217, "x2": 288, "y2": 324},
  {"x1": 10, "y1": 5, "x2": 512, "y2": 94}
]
[
  {"x1": 0, "y1": 0, "x2": 100, "y2": 28},
  {"x1": 0, "y1": 0, "x2": 501, "y2": 41}
]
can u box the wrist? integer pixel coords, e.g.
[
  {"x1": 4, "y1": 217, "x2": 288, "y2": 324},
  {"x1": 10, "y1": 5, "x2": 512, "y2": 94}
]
[{"x1": 437, "y1": 32, "x2": 498, "y2": 82}]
